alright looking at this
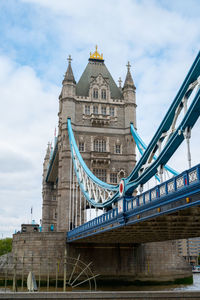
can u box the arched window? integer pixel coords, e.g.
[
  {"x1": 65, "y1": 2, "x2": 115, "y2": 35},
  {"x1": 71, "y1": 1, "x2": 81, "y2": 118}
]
[
  {"x1": 93, "y1": 89, "x2": 98, "y2": 99},
  {"x1": 118, "y1": 169, "x2": 125, "y2": 180},
  {"x1": 101, "y1": 89, "x2": 106, "y2": 99},
  {"x1": 94, "y1": 139, "x2": 106, "y2": 152}
]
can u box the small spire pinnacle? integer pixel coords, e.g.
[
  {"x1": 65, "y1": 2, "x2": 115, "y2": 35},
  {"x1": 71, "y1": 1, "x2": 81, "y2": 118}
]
[
  {"x1": 126, "y1": 61, "x2": 131, "y2": 72},
  {"x1": 63, "y1": 54, "x2": 76, "y2": 84},
  {"x1": 123, "y1": 61, "x2": 136, "y2": 90},
  {"x1": 45, "y1": 142, "x2": 51, "y2": 159},
  {"x1": 67, "y1": 55, "x2": 72, "y2": 64},
  {"x1": 118, "y1": 77, "x2": 122, "y2": 89}
]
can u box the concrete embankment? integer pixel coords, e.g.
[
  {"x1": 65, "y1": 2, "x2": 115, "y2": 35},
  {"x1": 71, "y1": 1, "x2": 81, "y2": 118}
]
[{"x1": 0, "y1": 291, "x2": 200, "y2": 299}]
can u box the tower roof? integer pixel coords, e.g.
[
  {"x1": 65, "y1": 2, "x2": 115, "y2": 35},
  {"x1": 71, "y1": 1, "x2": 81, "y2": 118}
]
[
  {"x1": 123, "y1": 61, "x2": 136, "y2": 89},
  {"x1": 76, "y1": 48, "x2": 122, "y2": 99},
  {"x1": 63, "y1": 55, "x2": 76, "y2": 84}
]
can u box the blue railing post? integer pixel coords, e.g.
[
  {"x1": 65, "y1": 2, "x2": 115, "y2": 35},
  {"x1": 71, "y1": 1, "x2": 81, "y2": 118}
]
[
  {"x1": 197, "y1": 165, "x2": 200, "y2": 181},
  {"x1": 174, "y1": 177, "x2": 177, "y2": 191},
  {"x1": 156, "y1": 186, "x2": 160, "y2": 198},
  {"x1": 183, "y1": 172, "x2": 188, "y2": 186}
]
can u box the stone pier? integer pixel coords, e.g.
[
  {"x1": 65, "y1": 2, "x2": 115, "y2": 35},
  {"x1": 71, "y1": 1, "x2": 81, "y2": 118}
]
[{"x1": 0, "y1": 232, "x2": 192, "y2": 285}]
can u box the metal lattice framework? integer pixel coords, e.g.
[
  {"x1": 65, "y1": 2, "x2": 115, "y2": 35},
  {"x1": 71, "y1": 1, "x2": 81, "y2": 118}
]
[
  {"x1": 130, "y1": 123, "x2": 179, "y2": 182},
  {"x1": 68, "y1": 119, "x2": 118, "y2": 208},
  {"x1": 68, "y1": 51, "x2": 200, "y2": 208}
]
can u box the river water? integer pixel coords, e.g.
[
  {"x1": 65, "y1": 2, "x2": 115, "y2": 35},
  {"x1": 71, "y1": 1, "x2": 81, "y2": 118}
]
[
  {"x1": 95, "y1": 273, "x2": 200, "y2": 291},
  {"x1": 1, "y1": 274, "x2": 200, "y2": 292}
]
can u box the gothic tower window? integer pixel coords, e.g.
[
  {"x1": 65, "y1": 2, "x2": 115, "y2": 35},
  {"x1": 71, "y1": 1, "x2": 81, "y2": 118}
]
[
  {"x1": 85, "y1": 105, "x2": 90, "y2": 115},
  {"x1": 118, "y1": 169, "x2": 125, "y2": 180},
  {"x1": 101, "y1": 89, "x2": 106, "y2": 99},
  {"x1": 93, "y1": 89, "x2": 98, "y2": 99},
  {"x1": 109, "y1": 107, "x2": 115, "y2": 116},
  {"x1": 93, "y1": 105, "x2": 98, "y2": 115},
  {"x1": 110, "y1": 173, "x2": 117, "y2": 184},
  {"x1": 115, "y1": 144, "x2": 121, "y2": 154},
  {"x1": 79, "y1": 142, "x2": 84, "y2": 152},
  {"x1": 94, "y1": 139, "x2": 106, "y2": 152},
  {"x1": 93, "y1": 169, "x2": 107, "y2": 182},
  {"x1": 101, "y1": 106, "x2": 107, "y2": 115}
]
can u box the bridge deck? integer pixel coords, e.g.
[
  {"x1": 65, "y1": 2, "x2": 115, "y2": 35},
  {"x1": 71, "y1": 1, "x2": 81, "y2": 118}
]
[{"x1": 67, "y1": 164, "x2": 200, "y2": 244}]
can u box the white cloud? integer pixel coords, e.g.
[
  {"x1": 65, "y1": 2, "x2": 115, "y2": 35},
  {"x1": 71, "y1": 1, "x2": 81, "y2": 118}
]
[{"x1": 0, "y1": 54, "x2": 59, "y2": 237}]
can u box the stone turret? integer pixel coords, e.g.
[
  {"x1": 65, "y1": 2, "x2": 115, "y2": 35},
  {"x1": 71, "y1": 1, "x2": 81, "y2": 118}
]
[
  {"x1": 42, "y1": 143, "x2": 53, "y2": 232},
  {"x1": 43, "y1": 142, "x2": 51, "y2": 173},
  {"x1": 61, "y1": 55, "x2": 76, "y2": 99},
  {"x1": 57, "y1": 55, "x2": 77, "y2": 232},
  {"x1": 59, "y1": 55, "x2": 76, "y2": 125},
  {"x1": 122, "y1": 62, "x2": 137, "y2": 129},
  {"x1": 122, "y1": 61, "x2": 136, "y2": 103}
]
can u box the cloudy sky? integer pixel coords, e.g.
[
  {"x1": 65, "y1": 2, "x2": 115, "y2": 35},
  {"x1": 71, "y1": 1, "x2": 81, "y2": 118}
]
[{"x1": 0, "y1": 0, "x2": 200, "y2": 237}]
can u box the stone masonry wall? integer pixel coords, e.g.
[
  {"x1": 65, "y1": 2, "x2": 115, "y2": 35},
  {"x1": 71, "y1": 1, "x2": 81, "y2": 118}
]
[{"x1": 1, "y1": 232, "x2": 191, "y2": 284}]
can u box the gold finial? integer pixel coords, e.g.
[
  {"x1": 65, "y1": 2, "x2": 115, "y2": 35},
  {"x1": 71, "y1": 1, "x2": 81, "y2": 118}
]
[{"x1": 90, "y1": 45, "x2": 103, "y2": 60}]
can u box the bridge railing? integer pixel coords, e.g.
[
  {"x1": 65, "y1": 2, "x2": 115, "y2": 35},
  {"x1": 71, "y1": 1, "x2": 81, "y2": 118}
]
[
  {"x1": 67, "y1": 208, "x2": 119, "y2": 238},
  {"x1": 126, "y1": 164, "x2": 200, "y2": 211},
  {"x1": 67, "y1": 164, "x2": 200, "y2": 240}
]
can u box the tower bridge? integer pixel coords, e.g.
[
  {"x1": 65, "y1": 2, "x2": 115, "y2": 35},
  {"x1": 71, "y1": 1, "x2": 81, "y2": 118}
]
[
  {"x1": 19, "y1": 48, "x2": 200, "y2": 284},
  {"x1": 44, "y1": 50, "x2": 200, "y2": 242}
]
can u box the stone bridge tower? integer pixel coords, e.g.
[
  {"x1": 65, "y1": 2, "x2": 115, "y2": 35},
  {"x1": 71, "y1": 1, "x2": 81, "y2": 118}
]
[{"x1": 42, "y1": 47, "x2": 137, "y2": 232}]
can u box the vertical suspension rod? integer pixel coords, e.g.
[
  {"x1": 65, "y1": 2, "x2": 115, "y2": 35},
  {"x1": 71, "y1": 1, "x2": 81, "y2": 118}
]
[
  {"x1": 72, "y1": 167, "x2": 75, "y2": 229},
  {"x1": 80, "y1": 188, "x2": 81, "y2": 226},
  {"x1": 69, "y1": 157, "x2": 72, "y2": 231},
  {"x1": 184, "y1": 127, "x2": 192, "y2": 169},
  {"x1": 75, "y1": 181, "x2": 78, "y2": 227}
]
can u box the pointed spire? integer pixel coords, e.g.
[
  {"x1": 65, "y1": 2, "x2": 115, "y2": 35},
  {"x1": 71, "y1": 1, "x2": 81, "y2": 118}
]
[
  {"x1": 45, "y1": 142, "x2": 51, "y2": 160},
  {"x1": 123, "y1": 61, "x2": 136, "y2": 90},
  {"x1": 63, "y1": 55, "x2": 76, "y2": 84},
  {"x1": 118, "y1": 77, "x2": 122, "y2": 89}
]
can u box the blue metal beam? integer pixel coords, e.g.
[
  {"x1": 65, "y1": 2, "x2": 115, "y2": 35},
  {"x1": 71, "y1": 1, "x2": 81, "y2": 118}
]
[
  {"x1": 126, "y1": 51, "x2": 200, "y2": 184},
  {"x1": 130, "y1": 123, "x2": 179, "y2": 177},
  {"x1": 126, "y1": 89, "x2": 200, "y2": 195}
]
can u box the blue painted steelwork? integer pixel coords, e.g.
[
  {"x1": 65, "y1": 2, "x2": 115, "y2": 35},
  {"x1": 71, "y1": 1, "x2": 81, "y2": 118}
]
[
  {"x1": 68, "y1": 118, "x2": 118, "y2": 208},
  {"x1": 126, "y1": 51, "x2": 200, "y2": 185},
  {"x1": 67, "y1": 164, "x2": 200, "y2": 242},
  {"x1": 130, "y1": 123, "x2": 179, "y2": 177},
  {"x1": 68, "y1": 119, "x2": 117, "y2": 191},
  {"x1": 125, "y1": 87, "x2": 200, "y2": 195}
]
